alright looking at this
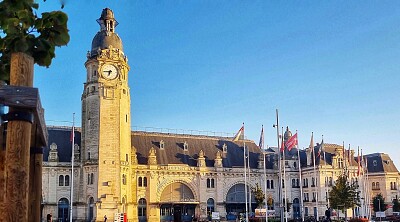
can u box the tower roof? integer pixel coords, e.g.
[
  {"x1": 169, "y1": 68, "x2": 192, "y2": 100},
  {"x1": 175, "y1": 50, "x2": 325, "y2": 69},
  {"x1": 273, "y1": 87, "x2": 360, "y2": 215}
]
[{"x1": 91, "y1": 8, "x2": 123, "y2": 55}]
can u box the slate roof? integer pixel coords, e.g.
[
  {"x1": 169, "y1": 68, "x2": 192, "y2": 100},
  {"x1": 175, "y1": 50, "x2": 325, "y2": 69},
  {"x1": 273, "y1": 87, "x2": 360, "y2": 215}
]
[
  {"x1": 131, "y1": 131, "x2": 262, "y2": 168},
  {"x1": 44, "y1": 127, "x2": 264, "y2": 168},
  {"x1": 44, "y1": 126, "x2": 82, "y2": 162},
  {"x1": 364, "y1": 153, "x2": 399, "y2": 173}
]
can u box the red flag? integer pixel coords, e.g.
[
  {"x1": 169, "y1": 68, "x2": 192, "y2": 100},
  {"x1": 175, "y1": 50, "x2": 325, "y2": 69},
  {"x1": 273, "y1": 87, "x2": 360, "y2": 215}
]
[
  {"x1": 285, "y1": 133, "x2": 298, "y2": 151},
  {"x1": 357, "y1": 146, "x2": 361, "y2": 176},
  {"x1": 70, "y1": 126, "x2": 75, "y2": 142}
]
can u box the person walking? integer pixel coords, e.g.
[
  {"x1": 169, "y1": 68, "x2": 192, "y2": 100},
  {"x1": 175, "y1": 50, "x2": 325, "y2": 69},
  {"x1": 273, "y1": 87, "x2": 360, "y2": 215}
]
[{"x1": 104, "y1": 215, "x2": 107, "y2": 222}]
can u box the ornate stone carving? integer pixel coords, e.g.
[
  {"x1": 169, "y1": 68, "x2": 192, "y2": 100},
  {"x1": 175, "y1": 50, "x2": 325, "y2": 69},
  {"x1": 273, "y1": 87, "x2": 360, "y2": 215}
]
[{"x1": 148, "y1": 147, "x2": 157, "y2": 165}]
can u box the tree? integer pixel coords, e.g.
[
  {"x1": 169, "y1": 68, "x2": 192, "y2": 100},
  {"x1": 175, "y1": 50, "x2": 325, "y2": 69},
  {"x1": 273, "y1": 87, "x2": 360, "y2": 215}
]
[
  {"x1": 251, "y1": 183, "x2": 265, "y2": 208},
  {"x1": 372, "y1": 193, "x2": 387, "y2": 212},
  {"x1": 329, "y1": 173, "x2": 360, "y2": 219},
  {"x1": 0, "y1": 0, "x2": 69, "y2": 82},
  {"x1": 393, "y1": 199, "x2": 400, "y2": 212}
]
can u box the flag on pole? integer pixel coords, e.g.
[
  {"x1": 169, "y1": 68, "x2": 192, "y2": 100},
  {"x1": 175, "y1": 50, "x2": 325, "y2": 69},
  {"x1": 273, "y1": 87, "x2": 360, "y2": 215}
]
[
  {"x1": 280, "y1": 133, "x2": 285, "y2": 152},
  {"x1": 233, "y1": 124, "x2": 244, "y2": 141},
  {"x1": 357, "y1": 147, "x2": 361, "y2": 176},
  {"x1": 70, "y1": 126, "x2": 75, "y2": 143},
  {"x1": 259, "y1": 125, "x2": 264, "y2": 150},
  {"x1": 348, "y1": 144, "x2": 351, "y2": 164},
  {"x1": 285, "y1": 133, "x2": 297, "y2": 151}
]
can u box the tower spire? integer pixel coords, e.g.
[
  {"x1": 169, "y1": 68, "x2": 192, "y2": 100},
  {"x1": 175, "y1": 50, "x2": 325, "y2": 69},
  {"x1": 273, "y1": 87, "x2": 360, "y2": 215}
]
[{"x1": 97, "y1": 8, "x2": 119, "y2": 33}]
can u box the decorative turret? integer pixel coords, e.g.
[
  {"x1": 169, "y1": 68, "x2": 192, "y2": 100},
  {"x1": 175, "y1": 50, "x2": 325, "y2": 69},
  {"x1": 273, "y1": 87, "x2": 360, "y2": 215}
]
[
  {"x1": 284, "y1": 126, "x2": 292, "y2": 143},
  {"x1": 131, "y1": 146, "x2": 138, "y2": 165},
  {"x1": 214, "y1": 151, "x2": 222, "y2": 168},
  {"x1": 48, "y1": 142, "x2": 59, "y2": 162},
  {"x1": 197, "y1": 150, "x2": 206, "y2": 167},
  {"x1": 91, "y1": 8, "x2": 123, "y2": 56},
  {"x1": 148, "y1": 147, "x2": 157, "y2": 165}
]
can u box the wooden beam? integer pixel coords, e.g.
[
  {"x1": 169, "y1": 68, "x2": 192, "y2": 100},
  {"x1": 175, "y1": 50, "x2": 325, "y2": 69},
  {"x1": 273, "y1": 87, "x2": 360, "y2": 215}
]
[{"x1": 0, "y1": 85, "x2": 48, "y2": 146}]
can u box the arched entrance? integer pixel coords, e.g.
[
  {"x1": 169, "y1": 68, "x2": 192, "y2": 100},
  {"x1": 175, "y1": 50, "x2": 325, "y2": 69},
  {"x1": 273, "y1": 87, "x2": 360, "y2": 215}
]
[
  {"x1": 58, "y1": 198, "x2": 69, "y2": 222},
  {"x1": 225, "y1": 184, "x2": 255, "y2": 218},
  {"x1": 87, "y1": 197, "x2": 94, "y2": 221},
  {"x1": 293, "y1": 198, "x2": 300, "y2": 219},
  {"x1": 159, "y1": 182, "x2": 197, "y2": 222},
  {"x1": 138, "y1": 198, "x2": 147, "y2": 222}
]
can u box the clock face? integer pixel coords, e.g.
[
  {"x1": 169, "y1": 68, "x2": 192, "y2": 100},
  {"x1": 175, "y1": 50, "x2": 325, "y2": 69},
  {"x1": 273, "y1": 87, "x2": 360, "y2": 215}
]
[{"x1": 102, "y1": 64, "x2": 118, "y2": 80}]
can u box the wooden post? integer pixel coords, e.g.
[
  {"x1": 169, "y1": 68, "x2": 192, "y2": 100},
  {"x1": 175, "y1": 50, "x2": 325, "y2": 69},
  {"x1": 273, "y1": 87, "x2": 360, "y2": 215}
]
[
  {"x1": 0, "y1": 80, "x2": 7, "y2": 204},
  {"x1": 2, "y1": 52, "x2": 34, "y2": 221}
]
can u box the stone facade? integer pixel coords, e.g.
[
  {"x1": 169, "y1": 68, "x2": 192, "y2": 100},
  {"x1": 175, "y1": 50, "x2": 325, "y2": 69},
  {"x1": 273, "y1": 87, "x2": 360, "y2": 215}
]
[{"x1": 41, "y1": 7, "x2": 400, "y2": 222}]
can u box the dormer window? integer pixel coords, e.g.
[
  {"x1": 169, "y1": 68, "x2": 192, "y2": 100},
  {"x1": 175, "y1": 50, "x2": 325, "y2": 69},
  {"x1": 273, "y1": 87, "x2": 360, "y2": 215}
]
[
  {"x1": 373, "y1": 160, "x2": 377, "y2": 166},
  {"x1": 160, "y1": 140, "x2": 164, "y2": 149},
  {"x1": 183, "y1": 141, "x2": 188, "y2": 151},
  {"x1": 222, "y1": 143, "x2": 227, "y2": 153}
]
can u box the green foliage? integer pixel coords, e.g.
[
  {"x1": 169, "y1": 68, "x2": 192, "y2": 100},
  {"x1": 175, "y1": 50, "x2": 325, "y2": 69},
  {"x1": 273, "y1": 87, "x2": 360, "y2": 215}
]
[
  {"x1": 251, "y1": 183, "x2": 265, "y2": 208},
  {"x1": 0, "y1": 0, "x2": 69, "y2": 82},
  {"x1": 329, "y1": 173, "x2": 360, "y2": 211},
  {"x1": 393, "y1": 199, "x2": 400, "y2": 212},
  {"x1": 372, "y1": 193, "x2": 387, "y2": 212}
]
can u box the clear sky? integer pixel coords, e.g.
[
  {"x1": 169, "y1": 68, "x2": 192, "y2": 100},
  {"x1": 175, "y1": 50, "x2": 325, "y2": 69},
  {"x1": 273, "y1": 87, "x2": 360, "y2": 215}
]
[{"x1": 34, "y1": 1, "x2": 400, "y2": 166}]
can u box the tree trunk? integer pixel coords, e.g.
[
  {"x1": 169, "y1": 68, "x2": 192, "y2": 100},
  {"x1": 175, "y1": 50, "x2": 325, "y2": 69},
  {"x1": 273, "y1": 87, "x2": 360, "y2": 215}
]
[{"x1": 2, "y1": 52, "x2": 34, "y2": 222}]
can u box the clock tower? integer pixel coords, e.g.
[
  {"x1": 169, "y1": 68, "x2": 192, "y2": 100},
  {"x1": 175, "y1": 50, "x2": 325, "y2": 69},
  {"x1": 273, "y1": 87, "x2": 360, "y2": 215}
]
[{"x1": 81, "y1": 8, "x2": 132, "y2": 221}]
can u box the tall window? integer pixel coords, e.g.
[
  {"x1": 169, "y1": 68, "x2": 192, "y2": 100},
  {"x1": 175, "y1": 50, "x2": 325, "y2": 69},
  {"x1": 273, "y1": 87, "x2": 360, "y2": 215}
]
[
  {"x1": 122, "y1": 174, "x2": 126, "y2": 185},
  {"x1": 271, "y1": 180, "x2": 274, "y2": 189},
  {"x1": 207, "y1": 178, "x2": 215, "y2": 188},
  {"x1": 143, "y1": 177, "x2": 147, "y2": 187},
  {"x1": 139, "y1": 177, "x2": 143, "y2": 187},
  {"x1": 65, "y1": 175, "x2": 70, "y2": 186},
  {"x1": 90, "y1": 173, "x2": 94, "y2": 185},
  {"x1": 59, "y1": 175, "x2": 64, "y2": 186},
  {"x1": 267, "y1": 180, "x2": 270, "y2": 189}
]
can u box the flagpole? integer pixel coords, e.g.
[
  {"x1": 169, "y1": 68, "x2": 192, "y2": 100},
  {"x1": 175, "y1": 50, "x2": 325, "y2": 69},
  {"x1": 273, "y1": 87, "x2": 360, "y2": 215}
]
[
  {"x1": 282, "y1": 127, "x2": 288, "y2": 222},
  {"x1": 273, "y1": 109, "x2": 283, "y2": 222},
  {"x1": 260, "y1": 125, "x2": 268, "y2": 222},
  {"x1": 70, "y1": 113, "x2": 75, "y2": 222},
  {"x1": 312, "y1": 132, "x2": 319, "y2": 221},
  {"x1": 242, "y1": 123, "x2": 249, "y2": 222},
  {"x1": 248, "y1": 136, "x2": 252, "y2": 214},
  {"x1": 322, "y1": 135, "x2": 329, "y2": 208},
  {"x1": 297, "y1": 130, "x2": 305, "y2": 222}
]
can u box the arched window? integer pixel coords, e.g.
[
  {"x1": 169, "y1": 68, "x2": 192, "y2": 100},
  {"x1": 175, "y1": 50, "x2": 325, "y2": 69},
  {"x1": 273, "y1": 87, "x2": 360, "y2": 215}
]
[
  {"x1": 65, "y1": 175, "x2": 70, "y2": 186},
  {"x1": 271, "y1": 180, "x2": 274, "y2": 189},
  {"x1": 296, "y1": 179, "x2": 300, "y2": 187},
  {"x1": 292, "y1": 179, "x2": 296, "y2": 188},
  {"x1": 87, "y1": 174, "x2": 90, "y2": 185},
  {"x1": 143, "y1": 177, "x2": 147, "y2": 187},
  {"x1": 267, "y1": 180, "x2": 270, "y2": 189},
  {"x1": 138, "y1": 198, "x2": 147, "y2": 222},
  {"x1": 211, "y1": 179, "x2": 215, "y2": 188},
  {"x1": 376, "y1": 182, "x2": 380, "y2": 189},
  {"x1": 138, "y1": 177, "x2": 143, "y2": 187},
  {"x1": 372, "y1": 182, "x2": 376, "y2": 189},
  {"x1": 207, "y1": 178, "x2": 210, "y2": 188},
  {"x1": 59, "y1": 175, "x2": 64, "y2": 186},
  {"x1": 312, "y1": 177, "x2": 315, "y2": 186},
  {"x1": 207, "y1": 198, "x2": 215, "y2": 216}
]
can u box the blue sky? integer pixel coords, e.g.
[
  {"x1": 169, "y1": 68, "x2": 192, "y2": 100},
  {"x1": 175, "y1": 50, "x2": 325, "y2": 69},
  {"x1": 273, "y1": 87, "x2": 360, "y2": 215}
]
[{"x1": 34, "y1": 1, "x2": 400, "y2": 166}]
